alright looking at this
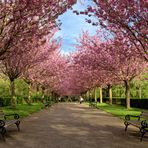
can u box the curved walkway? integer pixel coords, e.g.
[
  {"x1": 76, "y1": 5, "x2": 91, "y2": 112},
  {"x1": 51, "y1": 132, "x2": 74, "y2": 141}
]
[{"x1": 1, "y1": 103, "x2": 148, "y2": 148}]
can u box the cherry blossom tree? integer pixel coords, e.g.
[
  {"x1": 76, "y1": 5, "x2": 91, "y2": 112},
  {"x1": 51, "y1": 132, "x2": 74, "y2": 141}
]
[
  {"x1": 84, "y1": 0, "x2": 148, "y2": 61},
  {"x1": 0, "y1": 0, "x2": 76, "y2": 59},
  {"x1": 74, "y1": 31, "x2": 147, "y2": 108},
  {"x1": 22, "y1": 40, "x2": 67, "y2": 103},
  {"x1": 0, "y1": 31, "x2": 58, "y2": 107},
  {"x1": 22, "y1": 35, "x2": 61, "y2": 104},
  {"x1": 98, "y1": 37, "x2": 147, "y2": 108}
]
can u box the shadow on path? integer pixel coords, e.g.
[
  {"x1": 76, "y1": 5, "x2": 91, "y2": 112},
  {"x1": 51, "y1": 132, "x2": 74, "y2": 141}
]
[{"x1": 0, "y1": 103, "x2": 147, "y2": 148}]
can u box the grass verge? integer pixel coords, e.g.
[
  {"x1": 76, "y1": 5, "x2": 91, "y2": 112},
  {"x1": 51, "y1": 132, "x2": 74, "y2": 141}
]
[
  {"x1": 2, "y1": 103, "x2": 44, "y2": 118},
  {"x1": 96, "y1": 103, "x2": 147, "y2": 119}
]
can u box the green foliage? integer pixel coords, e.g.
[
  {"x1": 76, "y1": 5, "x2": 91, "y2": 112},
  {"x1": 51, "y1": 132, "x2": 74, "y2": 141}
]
[
  {"x1": 0, "y1": 72, "x2": 147, "y2": 108},
  {"x1": 0, "y1": 78, "x2": 10, "y2": 97},
  {"x1": 110, "y1": 81, "x2": 148, "y2": 99},
  {"x1": 112, "y1": 85, "x2": 125, "y2": 98},
  {"x1": 95, "y1": 87, "x2": 100, "y2": 98},
  {"x1": 0, "y1": 77, "x2": 46, "y2": 106},
  {"x1": 15, "y1": 79, "x2": 28, "y2": 98},
  {"x1": 0, "y1": 78, "x2": 28, "y2": 98}
]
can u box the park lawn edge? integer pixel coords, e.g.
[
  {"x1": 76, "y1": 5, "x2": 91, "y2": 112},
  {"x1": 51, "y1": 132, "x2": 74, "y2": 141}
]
[
  {"x1": 85, "y1": 102, "x2": 148, "y2": 120},
  {"x1": 1, "y1": 103, "x2": 45, "y2": 119}
]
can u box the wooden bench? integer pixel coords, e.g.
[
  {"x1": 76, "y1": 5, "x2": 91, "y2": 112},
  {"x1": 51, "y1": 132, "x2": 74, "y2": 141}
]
[
  {"x1": 124, "y1": 111, "x2": 148, "y2": 141},
  {"x1": 44, "y1": 101, "x2": 54, "y2": 108},
  {"x1": 0, "y1": 110, "x2": 20, "y2": 141},
  {"x1": 89, "y1": 102, "x2": 97, "y2": 109}
]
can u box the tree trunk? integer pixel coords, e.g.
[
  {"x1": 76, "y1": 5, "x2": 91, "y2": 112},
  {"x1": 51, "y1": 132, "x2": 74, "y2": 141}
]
[
  {"x1": 87, "y1": 90, "x2": 90, "y2": 102},
  {"x1": 124, "y1": 80, "x2": 131, "y2": 109},
  {"x1": 99, "y1": 87, "x2": 103, "y2": 103},
  {"x1": 90, "y1": 90, "x2": 93, "y2": 102},
  {"x1": 94, "y1": 88, "x2": 97, "y2": 102},
  {"x1": 27, "y1": 82, "x2": 32, "y2": 105},
  {"x1": 36, "y1": 85, "x2": 40, "y2": 102},
  {"x1": 83, "y1": 93, "x2": 86, "y2": 101},
  {"x1": 46, "y1": 90, "x2": 51, "y2": 101},
  {"x1": 51, "y1": 92, "x2": 54, "y2": 101},
  {"x1": 41, "y1": 86, "x2": 45, "y2": 102},
  {"x1": 10, "y1": 80, "x2": 16, "y2": 108},
  {"x1": 139, "y1": 86, "x2": 142, "y2": 99},
  {"x1": 68, "y1": 96, "x2": 72, "y2": 102},
  {"x1": 108, "y1": 84, "x2": 112, "y2": 105}
]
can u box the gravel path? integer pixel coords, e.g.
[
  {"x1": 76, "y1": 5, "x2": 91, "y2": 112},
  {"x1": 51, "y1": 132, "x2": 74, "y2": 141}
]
[{"x1": 0, "y1": 103, "x2": 147, "y2": 148}]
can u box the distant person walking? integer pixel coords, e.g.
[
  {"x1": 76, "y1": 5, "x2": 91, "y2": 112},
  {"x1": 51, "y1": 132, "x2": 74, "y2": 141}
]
[
  {"x1": 79, "y1": 96, "x2": 84, "y2": 104},
  {"x1": 58, "y1": 97, "x2": 61, "y2": 102}
]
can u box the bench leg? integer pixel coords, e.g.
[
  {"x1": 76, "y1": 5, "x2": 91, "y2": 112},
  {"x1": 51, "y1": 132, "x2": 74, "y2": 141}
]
[
  {"x1": 0, "y1": 127, "x2": 6, "y2": 141},
  {"x1": 15, "y1": 120, "x2": 20, "y2": 131},
  {"x1": 140, "y1": 128, "x2": 146, "y2": 142},
  {"x1": 124, "y1": 121, "x2": 129, "y2": 131}
]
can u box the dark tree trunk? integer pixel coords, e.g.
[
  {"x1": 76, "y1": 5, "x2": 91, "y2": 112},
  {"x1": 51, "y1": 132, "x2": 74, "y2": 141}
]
[
  {"x1": 36, "y1": 85, "x2": 40, "y2": 102},
  {"x1": 124, "y1": 80, "x2": 131, "y2": 109},
  {"x1": 108, "y1": 84, "x2": 112, "y2": 105},
  {"x1": 41, "y1": 86, "x2": 45, "y2": 102},
  {"x1": 67, "y1": 96, "x2": 72, "y2": 102}
]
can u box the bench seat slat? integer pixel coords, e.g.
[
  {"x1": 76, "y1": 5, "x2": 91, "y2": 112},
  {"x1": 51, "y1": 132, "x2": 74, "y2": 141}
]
[
  {"x1": 127, "y1": 120, "x2": 141, "y2": 128},
  {"x1": 4, "y1": 120, "x2": 18, "y2": 127}
]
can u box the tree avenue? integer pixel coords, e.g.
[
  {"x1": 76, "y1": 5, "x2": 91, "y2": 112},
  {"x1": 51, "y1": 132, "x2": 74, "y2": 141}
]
[{"x1": 0, "y1": 0, "x2": 147, "y2": 109}]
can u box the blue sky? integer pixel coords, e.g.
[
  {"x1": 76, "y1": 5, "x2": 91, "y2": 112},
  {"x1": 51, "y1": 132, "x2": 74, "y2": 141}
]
[{"x1": 55, "y1": 0, "x2": 99, "y2": 55}]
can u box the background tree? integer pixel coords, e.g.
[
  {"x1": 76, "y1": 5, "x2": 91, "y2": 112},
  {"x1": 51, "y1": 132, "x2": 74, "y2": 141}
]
[
  {"x1": 73, "y1": 31, "x2": 147, "y2": 109},
  {"x1": 0, "y1": 32, "x2": 57, "y2": 107}
]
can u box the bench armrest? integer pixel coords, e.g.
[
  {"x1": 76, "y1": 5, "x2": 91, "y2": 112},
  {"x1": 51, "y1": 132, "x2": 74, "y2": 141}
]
[
  {"x1": 125, "y1": 115, "x2": 141, "y2": 121},
  {"x1": 141, "y1": 120, "x2": 148, "y2": 128},
  {"x1": 4, "y1": 113, "x2": 20, "y2": 120},
  {"x1": 44, "y1": 101, "x2": 52, "y2": 106},
  {"x1": 0, "y1": 119, "x2": 5, "y2": 127}
]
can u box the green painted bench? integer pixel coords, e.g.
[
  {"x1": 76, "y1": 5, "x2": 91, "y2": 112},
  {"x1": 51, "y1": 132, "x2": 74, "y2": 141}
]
[
  {"x1": 0, "y1": 110, "x2": 20, "y2": 141},
  {"x1": 124, "y1": 111, "x2": 148, "y2": 141},
  {"x1": 44, "y1": 101, "x2": 54, "y2": 108},
  {"x1": 89, "y1": 102, "x2": 97, "y2": 109}
]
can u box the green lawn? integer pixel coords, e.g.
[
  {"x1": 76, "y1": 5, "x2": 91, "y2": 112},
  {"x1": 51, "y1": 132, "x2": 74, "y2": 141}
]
[
  {"x1": 96, "y1": 103, "x2": 147, "y2": 119},
  {"x1": 2, "y1": 103, "x2": 44, "y2": 118}
]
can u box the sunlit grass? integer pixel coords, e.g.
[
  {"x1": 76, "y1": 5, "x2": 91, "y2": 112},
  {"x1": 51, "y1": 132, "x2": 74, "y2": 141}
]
[
  {"x1": 2, "y1": 103, "x2": 44, "y2": 118},
  {"x1": 96, "y1": 103, "x2": 147, "y2": 119}
]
